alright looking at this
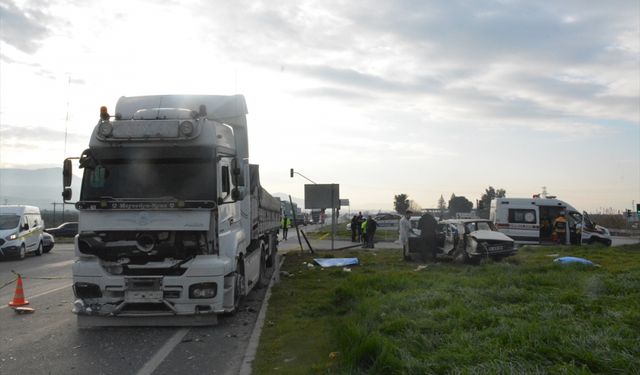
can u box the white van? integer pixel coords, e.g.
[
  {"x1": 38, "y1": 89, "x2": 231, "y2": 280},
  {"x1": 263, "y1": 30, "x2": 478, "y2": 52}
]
[
  {"x1": 490, "y1": 197, "x2": 611, "y2": 246},
  {"x1": 0, "y1": 205, "x2": 45, "y2": 260}
]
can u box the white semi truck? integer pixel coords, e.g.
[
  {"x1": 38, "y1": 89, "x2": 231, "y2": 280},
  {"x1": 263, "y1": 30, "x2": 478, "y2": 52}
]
[{"x1": 62, "y1": 95, "x2": 281, "y2": 326}]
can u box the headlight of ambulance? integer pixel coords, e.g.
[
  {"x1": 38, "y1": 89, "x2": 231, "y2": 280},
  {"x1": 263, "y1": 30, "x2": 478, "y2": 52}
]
[
  {"x1": 189, "y1": 282, "x2": 217, "y2": 299},
  {"x1": 6, "y1": 232, "x2": 18, "y2": 241}
]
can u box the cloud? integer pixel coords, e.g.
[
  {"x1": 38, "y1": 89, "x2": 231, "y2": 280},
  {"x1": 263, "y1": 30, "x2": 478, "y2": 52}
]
[
  {"x1": 0, "y1": 0, "x2": 52, "y2": 54},
  {"x1": 0, "y1": 124, "x2": 85, "y2": 145}
]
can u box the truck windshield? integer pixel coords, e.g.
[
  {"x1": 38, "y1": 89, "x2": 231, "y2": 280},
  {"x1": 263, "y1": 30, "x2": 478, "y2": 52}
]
[
  {"x1": 0, "y1": 215, "x2": 20, "y2": 229},
  {"x1": 80, "y1": 159, "x2": 216, "y2": 201}
]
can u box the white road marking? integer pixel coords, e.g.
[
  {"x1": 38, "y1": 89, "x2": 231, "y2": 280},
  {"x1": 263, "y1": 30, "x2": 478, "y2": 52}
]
[
  {"x1": 136, "y1": 328, "x2": 190, "y2": 375},
  {"x1": 41, "y1": 259, "x2": 75, "y2": 268},
  {"x1": 1, "y1": 283, "x2": 73, "y2": 310}
]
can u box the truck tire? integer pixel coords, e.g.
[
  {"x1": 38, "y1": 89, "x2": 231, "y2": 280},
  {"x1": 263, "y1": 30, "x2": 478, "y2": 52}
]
[
  {"x1": 257, "y1": 244, "x2": 269, "y2": 288},
  {"x1": 233, "y1": 261, "x2": 245, "y2": 312}
]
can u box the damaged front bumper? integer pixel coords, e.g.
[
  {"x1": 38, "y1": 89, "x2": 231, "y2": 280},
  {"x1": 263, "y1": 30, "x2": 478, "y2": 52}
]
[{"x1": 72, "y1": 256, "x2": 236, "y2": 326}]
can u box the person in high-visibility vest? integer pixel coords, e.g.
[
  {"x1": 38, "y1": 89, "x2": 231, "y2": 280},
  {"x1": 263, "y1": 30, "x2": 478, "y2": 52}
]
[
  {"x1": 360, "y1": 219, "x2": 368, "y2": 247},
  {"x1": 281, "y1": 216, "x2": 290, "y2": 240},
  {"x1": 552, "y1": 212, "x2": 567, "y2": 244}
]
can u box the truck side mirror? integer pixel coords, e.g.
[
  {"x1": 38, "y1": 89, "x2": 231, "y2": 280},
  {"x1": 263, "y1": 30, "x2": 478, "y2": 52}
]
[
  {"x1": 231, "y1": 187, "x2": 241, "y2": 201},
  {"x1": 63, "y1": 159, "x2": 72, "y2": 187},
  {"x1": 232, "y1": 158, "x2": 245, "y2": 186},
  {"x1": 62, "y1": 187, "x2": 72, "y2": 202}
]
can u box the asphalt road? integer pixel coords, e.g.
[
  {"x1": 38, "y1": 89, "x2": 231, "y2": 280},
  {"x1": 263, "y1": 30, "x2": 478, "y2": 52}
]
[{"x1": 0, "y1": 244, "x2": 269, "y2": 375}]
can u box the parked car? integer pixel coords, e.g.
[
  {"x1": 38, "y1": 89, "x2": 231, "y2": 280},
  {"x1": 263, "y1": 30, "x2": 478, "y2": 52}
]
[
  {"x1": 410, "y1": 219, "x2": 516, "y2": 263},
  {"x1": 43, "y1": 232, "x2": 55, "y2": 253},
  {"x1": 45, "y1": 222, "x2": 78, "y2": 237}
]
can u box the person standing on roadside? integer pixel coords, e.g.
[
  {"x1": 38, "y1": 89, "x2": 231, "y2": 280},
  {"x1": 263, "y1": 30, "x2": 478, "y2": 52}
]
[
  {"x1": 418, "y1": 212, "x2": 438, "y2": 261},
  {"x1": 351, "y1": 215, "x2": 359, "y2": 242},
  {"x1": 361, "y1": 218, "x2": 368, "y2": 248},
  {"x1": 281, "y1": 215, "x2": 289, "y2": 240},
  {"x1": 356, "y1": 212, "x2": 364, "y2": 242},
  {"x1": 365, "y1": 215, "x2": 378, "y2": 248},
  {"x1": 399, "y1": 210, "x2": 415, "y2": 260}
]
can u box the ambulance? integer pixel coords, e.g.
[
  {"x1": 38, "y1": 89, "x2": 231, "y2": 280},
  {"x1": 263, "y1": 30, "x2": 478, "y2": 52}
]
[{"x1": 490, "y1": 197, "x2": 611, "y2": 246}]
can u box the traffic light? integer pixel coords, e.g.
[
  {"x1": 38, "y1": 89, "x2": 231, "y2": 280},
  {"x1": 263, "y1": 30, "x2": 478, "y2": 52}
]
[
  {"x1": 627, "y1": 209, "x2": 632, "y2": 218},
  {"x1": 290, "y1": 168, "x2": 294, "y2": 178}
]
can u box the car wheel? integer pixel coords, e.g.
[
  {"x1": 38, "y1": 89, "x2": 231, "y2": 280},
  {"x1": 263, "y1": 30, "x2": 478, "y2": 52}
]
[
  {"x1": 601, "y1": 238, "x2": 612, "y2": 247},
  {"x1": 35, "y1": 242, "x2": 43, "y2": 256},
  {"x1": 17, "y1": 244, "x2": 26, "y2": 260},
  {"x1": 453, "y1": 246, "x2": 469, "y2": 264}
]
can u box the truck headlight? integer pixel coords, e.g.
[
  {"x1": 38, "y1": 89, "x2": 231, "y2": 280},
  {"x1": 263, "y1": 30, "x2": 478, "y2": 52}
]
[
  {"x1": 99, "y1": 122, "x2": 113, "y2": 137},
  {"x1": 179, "y1": 121, "x2": 194, "y2": 136},
  {"x1": 189, "y1": 282, "x2": 217, "y2": 299},
  {"x1": 5, "y1": 232, "x2": 18, "y2": 241}
]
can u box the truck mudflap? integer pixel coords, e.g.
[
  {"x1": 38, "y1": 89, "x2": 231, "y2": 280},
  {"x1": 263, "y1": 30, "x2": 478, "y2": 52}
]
[{"x1": 76, "y1": 313, "x2": 218, "y2": 328}]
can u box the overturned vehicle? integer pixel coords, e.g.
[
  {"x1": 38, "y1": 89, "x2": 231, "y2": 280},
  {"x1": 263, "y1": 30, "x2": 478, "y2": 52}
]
[{"x1": 409, "y1": 219, "x2": 517, "y2": 263}]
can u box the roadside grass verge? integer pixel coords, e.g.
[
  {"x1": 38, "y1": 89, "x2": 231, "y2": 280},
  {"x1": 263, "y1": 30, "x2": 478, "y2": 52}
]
[
  {"x1": 304, "y1": 227, "x2": 399, "y2": 242},
  {"x1": 253, "y1": 244, "x2": 640, "y2": 374}
]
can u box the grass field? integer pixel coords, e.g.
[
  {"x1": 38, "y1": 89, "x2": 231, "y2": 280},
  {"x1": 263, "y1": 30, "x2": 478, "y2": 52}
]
[{"x1": 253, "y1": 244, "x2": 640, "y2": 374}]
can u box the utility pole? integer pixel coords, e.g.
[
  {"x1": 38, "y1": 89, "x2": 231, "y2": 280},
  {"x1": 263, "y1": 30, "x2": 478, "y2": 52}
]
[{"x1": 51, "y1": 202, "x2": 64, "y2": 225}]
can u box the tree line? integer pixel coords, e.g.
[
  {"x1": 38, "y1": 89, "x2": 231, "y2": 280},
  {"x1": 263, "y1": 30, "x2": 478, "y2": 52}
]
[{"x1": 393, "y1": 186, "x2": 506, "y2": 219}]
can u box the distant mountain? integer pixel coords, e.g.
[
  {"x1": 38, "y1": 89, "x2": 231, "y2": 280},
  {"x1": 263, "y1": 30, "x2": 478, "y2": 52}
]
[{"x1": 0, "y1": 168, "x2": 81, "y2": 210}]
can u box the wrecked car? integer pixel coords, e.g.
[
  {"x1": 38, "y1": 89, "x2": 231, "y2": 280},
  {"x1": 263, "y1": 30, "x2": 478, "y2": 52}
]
[{"x1": 409, "y1": 219, "x2": 516, "y2": 263}]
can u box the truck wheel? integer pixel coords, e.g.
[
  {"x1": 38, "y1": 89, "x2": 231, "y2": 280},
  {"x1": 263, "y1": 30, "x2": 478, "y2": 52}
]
[
  {"x1": 257, "y1": 245, "x2": 269, "y2": 288},
  {"x1": 233, "y1": 262, "x2": 245, "y2": 312},
  {"x1": 35, "y1": 242, "x2": 43, "y2": 256}
]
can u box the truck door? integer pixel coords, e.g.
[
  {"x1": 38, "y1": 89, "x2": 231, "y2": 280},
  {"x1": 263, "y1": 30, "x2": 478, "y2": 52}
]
[{"x1": 217, "y1": 156, "x2": 240, "y2": 230}]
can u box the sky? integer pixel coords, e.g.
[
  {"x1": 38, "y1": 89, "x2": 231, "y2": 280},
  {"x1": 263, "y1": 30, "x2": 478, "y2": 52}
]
[{"x1": 1, "y1": 0, "x2": 639, "y2": 213}]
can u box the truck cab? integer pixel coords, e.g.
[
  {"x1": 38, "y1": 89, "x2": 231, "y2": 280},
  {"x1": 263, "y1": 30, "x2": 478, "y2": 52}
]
[{"x1": 63, "y1": 95, "x2": 280, "y2": 326}]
